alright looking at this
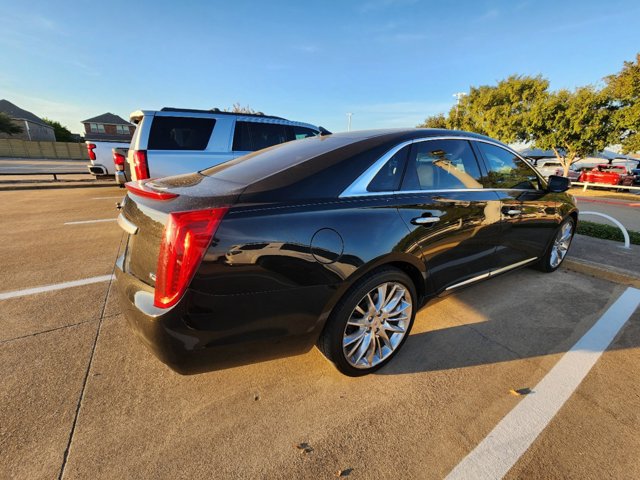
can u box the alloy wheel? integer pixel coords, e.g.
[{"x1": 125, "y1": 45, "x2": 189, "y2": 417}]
[
  {"x1": 550, "y1": 221, "x2": 574, "y2": 268},
  {"x1": 342, "y1": 281, "x2": 412, "y2": 369}
]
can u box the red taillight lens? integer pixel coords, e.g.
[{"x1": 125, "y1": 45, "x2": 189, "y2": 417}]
[
  {"x1": 87, "y1": 143, "x2": 96, "y2": 160},
  {"x1": 113, "y1": 152, "x2": 125, "y2": 167},
  {"x1": 125, "y1": 181, "x2": 179, "y2": 200},
  {"x1": 133, "y1": 150, "x2": 149, "y2": 180},
  {"x1": 154, "y1": 208, "x2": 228, "y2": 308}
]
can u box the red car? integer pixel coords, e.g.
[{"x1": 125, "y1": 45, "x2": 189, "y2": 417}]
[{"x1": 578, "y1": 164, "x2": 632, "y2": 185}]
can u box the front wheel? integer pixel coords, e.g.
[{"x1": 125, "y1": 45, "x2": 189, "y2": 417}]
[
  {"x1": 535, "y1": 217, "x2": 575, "y2": 272},
  {"x1": 317, "y1": 267, "x2": 417, "y2": 376}
]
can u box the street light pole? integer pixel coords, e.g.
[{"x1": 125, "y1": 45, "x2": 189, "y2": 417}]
[
  {"x1": 347, "y1": 112, "x2": 353, "y2": 132},
  {"x1": 453, "y1": 92, "x2": 466, "y2": 117}
]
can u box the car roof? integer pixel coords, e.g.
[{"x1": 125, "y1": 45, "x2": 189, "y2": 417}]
[{"x1": 201, "y1": 128, "x2": 510, "y2": 203}]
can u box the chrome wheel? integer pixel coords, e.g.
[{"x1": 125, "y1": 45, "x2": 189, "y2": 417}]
[
  {"x1": 550, "y1": 221, "x2": 574, "y2": 268},
  {"x1": 342, "y1": 281, "x2": 412, "y2": 369}
]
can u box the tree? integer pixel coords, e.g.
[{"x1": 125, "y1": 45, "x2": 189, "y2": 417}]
[
  {"x1": 529, "y1": 87, "x2": 615, "y2": 176},
  {"x1": 417, "y1": 75, "x2": 549, "y2": 143},
  {"x1": 0, "y1": 112, "x2": 23, "y2": 135},
  {"x1": 225, "y1": 103, "x2": 258, "y2": 114},
  {"x1": 605, "y1": 53, "x2": 640, "y2": 154},
  {"x1": 417, "y1": 113, "x2": 448, "y2": 128},
  {"x1": 42, "y1": 118, "x2": 74, "y2": 142}
]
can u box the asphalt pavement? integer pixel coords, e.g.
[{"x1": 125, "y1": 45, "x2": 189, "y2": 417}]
[
  {"x1": 1, "y1": 186, "x2": 639, "y2": 480},
  {"x1": 575, "y1": 195, "x2": 640, "y2": 231}
]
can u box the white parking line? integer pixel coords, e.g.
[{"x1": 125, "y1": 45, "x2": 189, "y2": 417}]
[
  {"x1": 64, "y1": 218, "x2": 117, "y2": 225},
  {"x1": 446, "y1": 286, "x2": 640, "y2": 480},
  {"x1": 91, "y1": 196, "x2": 124, "y2": 200},
  {"x1": 0, "y1": 275, "x2": 114, "y2": 301}
]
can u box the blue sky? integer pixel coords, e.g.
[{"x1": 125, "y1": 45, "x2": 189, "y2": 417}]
[{"x1": 1, "y1": 0, "x2": 639, "y2": 133}]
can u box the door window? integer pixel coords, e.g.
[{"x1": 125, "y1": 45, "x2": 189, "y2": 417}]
[
  {"x1": 477, "y1": 142, "x2": 540, "y2": 190},
  {"x1": 233, "y1": 121, "x2": 290, "y2": 151},
  {"x1": 291, "y1": 126, "x2": 318, "y2": 140},
  {"x1": 367, "y1": 145, "x2": 411, "y2": 192},
  {"x1": 401, "y1": 139, "x2": 483, "y2": 191}
]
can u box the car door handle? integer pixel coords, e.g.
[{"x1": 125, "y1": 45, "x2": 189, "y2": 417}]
[
  {"x1": 504, "y1": 209, "x2": 521, "y2": 216},
  {"x1": 411, "y1": 216, "x2": 441, "y2": 225}
]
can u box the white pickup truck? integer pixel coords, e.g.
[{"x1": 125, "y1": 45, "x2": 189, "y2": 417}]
[{"x1": 86, "y1": 140, "x2": 131, "y2": 177}]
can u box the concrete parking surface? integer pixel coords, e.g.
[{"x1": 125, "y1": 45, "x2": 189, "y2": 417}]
[{"x1": 1, "y1": 186, "x2": 639, "y2": 479}]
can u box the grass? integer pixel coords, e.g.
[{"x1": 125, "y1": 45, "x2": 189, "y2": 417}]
[{"x1": 577, "y1": 220, "x2": 640, "y2": 245}]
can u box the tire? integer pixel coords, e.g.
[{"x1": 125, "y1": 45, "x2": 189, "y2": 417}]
[
  {"x1": 534, "y1": 216, "x2": 575, "y2": 273},
  {"x1": 317, "y1": 267, "x2": 417, "y2": 376}
]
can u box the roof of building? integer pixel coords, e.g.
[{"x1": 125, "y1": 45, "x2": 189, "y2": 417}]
[
  {"x1": 82, "y1": 112, "x2": 132, "y2": 125},
  {"x1": 0, "y1": 99, "x2": 52, "y2": 128}
]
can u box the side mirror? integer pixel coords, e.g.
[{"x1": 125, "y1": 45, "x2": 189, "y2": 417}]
[{"x1": 547, "y1": 175, "x2": 570, "y2": 193}]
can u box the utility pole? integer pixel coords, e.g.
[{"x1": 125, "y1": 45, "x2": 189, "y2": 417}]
[
  {"x1": 346, "y1": 112, "x2": 353, "y2": 132},
  {"x1": 453, "y1": 92, "x2": 466, "y2": 117}
]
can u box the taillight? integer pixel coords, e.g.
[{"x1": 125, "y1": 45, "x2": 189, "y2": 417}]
[
  {"x1": 154, "y1": 207, "x2": 228, "y2": 308},
  {"x1": 113, "y1": 151, "x2": 125, "y2": 169},
  {"x1": 133, "y1": 150, "x2": 149, "y2": 180},
  {"x1": 125, "y1": 181, "x2": 179, "y2": 200},
  {"x1": 87, "y1": 143, "x2": 96, "y2": 160}
]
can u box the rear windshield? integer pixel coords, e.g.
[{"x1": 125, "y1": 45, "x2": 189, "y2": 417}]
[
  {"x1": 148, "y1": 116, "x2": 216, "y2": 150},
  {"x1": 202, "y1": 134, "x2": 360, "y2": 184}
]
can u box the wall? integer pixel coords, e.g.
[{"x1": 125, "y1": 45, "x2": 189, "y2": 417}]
[{"x1": 0, "y1": 139, "x2": 88, "y2": 159}]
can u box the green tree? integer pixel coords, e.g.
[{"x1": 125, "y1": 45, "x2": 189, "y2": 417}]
[
  {"x1": 605, "y1": 53, "x2": 640, "y2": 154},
  {"x1": 418, "y1": 75, "x2": 549, "y2": 143},
  {"x1": 0, "y1": 112, "x2": 23, "y2": 135},
  {"x1": 42, "y1": 118, "x2": 74, "y2": 142},
  {"x1": 417, "y1": 113, "x2": 448, "y2": 128},
  {"x1": 529, "y1": 87, "x2": 615, "y2": 176}
]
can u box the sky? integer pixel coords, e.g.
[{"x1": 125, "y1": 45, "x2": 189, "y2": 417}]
[{"x1": 1, "y1": 0, "x2": 639, "y2": 134}]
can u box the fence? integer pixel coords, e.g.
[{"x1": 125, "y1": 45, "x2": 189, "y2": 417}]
[{"x1": 0, "y1": 139, "x2": 88, "y2": 160}]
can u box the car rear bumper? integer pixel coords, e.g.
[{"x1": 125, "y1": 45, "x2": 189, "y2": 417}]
[
  {"x1": 115, "y1": 171, "x2": 127, "y2": 184},
  {"x1": 114, "y1": 256, "x2": 330, "y2": 374},
  {"x1": 87, "y1": 164, "x2": 108, "y2": 175}
]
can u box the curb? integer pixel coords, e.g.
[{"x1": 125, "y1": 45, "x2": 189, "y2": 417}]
[
  {"x1": 0, "y1": 182, "x2": 119, "y2": 191},
  {"x1": 563, "y1": 257, "x2": 640, "y2": 288}
]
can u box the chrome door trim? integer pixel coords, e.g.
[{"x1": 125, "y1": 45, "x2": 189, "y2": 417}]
[
  {"x1": 339, "y1": 135, "x2": 541, "y2": 198},
  {"x1": 445, "y1": 257, "x2": 538, "y2": 291}
]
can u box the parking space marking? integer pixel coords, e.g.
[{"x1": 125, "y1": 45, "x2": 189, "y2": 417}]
[
  {"x1": 91, "y1": 196, "x2": 124, "y2": 200},
  {"x1": 0, "y1": 275, "x2": 114, "y2": 300},
  {"x1": 446, "y1": 286, "x2": 640, "y2": 480},
  {"x1": 64, "y1": 218, "x2": 117, "y2": 225}
]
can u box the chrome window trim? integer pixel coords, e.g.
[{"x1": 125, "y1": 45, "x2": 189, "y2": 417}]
[{"x1": 339, "y1": 135, "x2": 540, "y2": 198}]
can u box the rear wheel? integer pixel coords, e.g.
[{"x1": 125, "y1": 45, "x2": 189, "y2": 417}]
[
  {"x1": 317, "y1": 268, "x2": 417, "y2": 376},
  {"x1": 535, "y1": 217, "x2": 575, "y2": 272}
]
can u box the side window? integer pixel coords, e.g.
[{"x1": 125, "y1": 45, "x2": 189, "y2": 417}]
[
  {"x1": 476, "y1": 143, "x2": 540, "y2": 190},
  {"x1": 232, "y1": 121, "x2": 252, "y2": 151},
  {"x1": 402, "y1": 139, "x2": 483, "y2": 191},
  {"x1": 367, "y1": 145, "x2": 410, "y2": 192},
  {"x1": 148, "y1": 117, "x2": 216, "y2": 150},
  {"x1": 233, "y1": 122, "x2": 290, "y2": 151},
  {"x1": 291, "y1": 126, "x2": 318, "y2": 140}
]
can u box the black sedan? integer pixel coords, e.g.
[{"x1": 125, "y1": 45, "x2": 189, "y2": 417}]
[{"x1": 115, "y1": 129, "x2": 577, "y2": 376}]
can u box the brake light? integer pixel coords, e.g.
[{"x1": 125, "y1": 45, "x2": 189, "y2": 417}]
[
  {"x1": 154, "y1": 208, "x2": 228, "y2": 308},
  {"x1": 113, "y1": 151, "x2": 125, "y2": 167},
  {"x1": 87, "y1": 143, "x2": 96, "y2": 160},
  {"x1": 133, "y1": 150, "x2": 149, "y2": 179},
  {"x1": 125, "y1": 181, "x2": 179, "y2": 200}
]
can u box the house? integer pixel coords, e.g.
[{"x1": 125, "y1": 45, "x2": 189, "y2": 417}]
[
  {"x1": 0, "y1": 99, "x2": 56, "y2": 141},
  {"x1": 82, "y1": 112, "x2": 134, "y2": 142}
]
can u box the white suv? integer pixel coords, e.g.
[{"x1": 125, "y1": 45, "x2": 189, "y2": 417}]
[{"x1": 121, "y1": 108, "x2": 324, "y2": 183}]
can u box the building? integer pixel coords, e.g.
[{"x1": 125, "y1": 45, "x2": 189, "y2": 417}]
[
  {"x1": 82, "y1": 112, "x2": 134, "y2": 142},
  {"x1": 0, "y1": 99, "x2": 56, "y2": 141}
]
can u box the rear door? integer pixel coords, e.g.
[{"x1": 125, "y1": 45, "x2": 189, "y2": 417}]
[
  {"x1": 393, "y1": 139, "x2": 502, "y2": 292},
  {"x1": 474, "y1": 141, "x2": 558, "y2": 266}
]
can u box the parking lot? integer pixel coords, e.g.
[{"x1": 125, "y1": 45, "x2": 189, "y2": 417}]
[{"x1": 1, "y1": 186, "x2": 639, "y2": 479}]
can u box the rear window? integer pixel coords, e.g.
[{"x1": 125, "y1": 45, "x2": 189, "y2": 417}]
[{"x1": 148, "y1": 116, "x2": 215, "y2": 150}]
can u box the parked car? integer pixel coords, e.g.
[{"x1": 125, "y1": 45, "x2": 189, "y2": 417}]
[
  {"x1": 533, "y1": 159, "x2": 563, "y2": 179},
  {"x1": 120, "y1": 107, "x2": 325, "y2": 184},
  {"x1": 86, "y1": 140, "x2": 131, "y2": 177},
  {"x1": 115, "y1": 129, "x2": 577, "y2": 376},
  {"x1": 578, "y1": 164, "x2": 633, "y2": 186}
]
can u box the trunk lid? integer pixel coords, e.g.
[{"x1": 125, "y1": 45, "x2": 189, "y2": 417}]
[{"x1": 120, "y1": 172, "x2": 245, "y2": 287}]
